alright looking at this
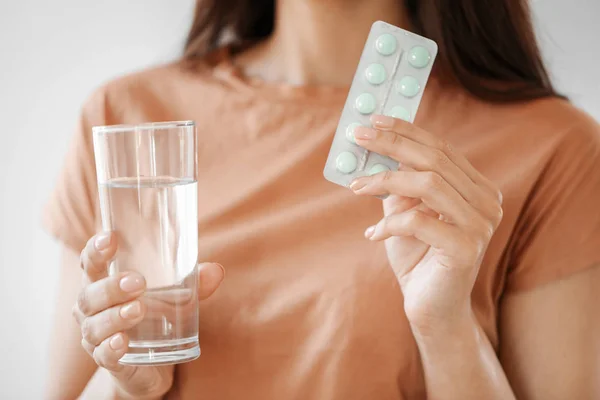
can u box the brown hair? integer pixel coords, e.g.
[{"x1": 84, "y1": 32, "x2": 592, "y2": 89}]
[{"x1": 184, "y1": 0, "x2": 560, "y2": 102}]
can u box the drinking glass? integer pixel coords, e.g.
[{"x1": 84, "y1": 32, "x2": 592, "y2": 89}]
[{"x1": 92, "y1": 121, "x2": 199, "y2": 365}]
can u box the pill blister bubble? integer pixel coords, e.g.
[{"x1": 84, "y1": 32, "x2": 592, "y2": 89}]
[
  {"x1": 336, "y1": 151, "x2": 358, "y2": 174},
  {"x1": 408, "y1": 46, "x2": 431, "y2": 69},
  {"x1": 355, "y1": 93, "x2": 377, "y2": 114},
  {"x1": 386, "y1": 106, "x2": 411, "y2": 121},
  {"x1": 365, "y1": 63, "x2": 386, "y2": 85},
  {"x1": 375, "y1": 34, "x2": 397, "y2": 56},
  {"x1": 345, "y1": 123, "x2": 362, "y2": 144},
  {"x1": 396, "y1": 76, "x2": 421, "y2": 98}
]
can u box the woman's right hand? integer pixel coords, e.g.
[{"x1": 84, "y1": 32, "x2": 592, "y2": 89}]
[{"x1": 72, "y1": 232, "x2": 225, "y2": 399}]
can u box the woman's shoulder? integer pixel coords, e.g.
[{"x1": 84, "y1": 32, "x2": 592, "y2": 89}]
[
  {"x1": 467, "y1": 95, "x2": 600, "y2": 166},
  {"x1": 515, "y1": 96, "x2": 600, "y2": 148}
]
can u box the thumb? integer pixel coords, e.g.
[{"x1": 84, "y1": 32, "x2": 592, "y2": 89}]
[{"x1": 197, "y1": 262, "x2": 225, "y2": 300}]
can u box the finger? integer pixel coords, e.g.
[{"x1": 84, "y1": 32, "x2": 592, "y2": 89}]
[
  {"x1": 84, "y1": 331, "x2": 172, "y2": 394},
  {"x1": 76, "y1": 272, "x2": 146, "y2": 317},
  {"x1": 383, "y1": 195, "x2": 422, "y2": 216},
  {"x1": 355, "y1": 125, "x2": 502, "y2": 225},
  {"x1": 368, "y1": 210, "x2": 484, "y2": 268},
  {"x1": 81, "y1": 338, "x2": 96, "y2": 357},
  {"x1": 366, "y1": 209, "x2": 457, "y2": 244},
  {"x1": 197, "y1": 263, "x2": 225, "y2": 301},
  {"x1": 351, "y1": 170, "x2": 486, "y2": 230},
  {"x1": 72, "y1": 302, "x2": 85, "y2": 325},
  {"x1": 370, "y1": 115, "x2": 502, "y2": 203},
  {"x1": 92, "y1": 333, "x2": 129, "y2": 372},
  {"x1": 354, "y1": 126, "x2": 498, "y2": 216},
  {"x1": 81, "y1": 232, "x2": 117, "y2": 283},
  {"x1": 366, "y1": 210, "x2": 479, "y2": 266},
  {"x1": 81, "y1": 300, "x2": 145, "y2": 346}
]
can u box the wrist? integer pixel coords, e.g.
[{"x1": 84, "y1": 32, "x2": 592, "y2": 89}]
[
  {"x1": 408, "y1": 304, "x2": 476, "y2": 343},
  {"x1": 401, "y1": 263, "x2": 477, "y2": 336},
  {"x1": 409, "y1": 308, "x2": 483, "y2": 378}
]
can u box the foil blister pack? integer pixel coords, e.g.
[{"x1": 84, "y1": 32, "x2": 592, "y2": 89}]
[{"x1": 324, "y1": 21, "x2": 438, "y2": 188}]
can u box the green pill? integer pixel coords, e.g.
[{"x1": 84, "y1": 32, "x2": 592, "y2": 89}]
[
  {"x1": 368, "y1": 164, "x2": 390, "y2": 176},
  {"x1": 408, "y1": 46, "x2": 431, "y2": 69},
  {"x1": 365, "y1": 63, "x2": 386, "y2": 85},
  {"x1": 386, "y1": 106, "x2": 411, "y2": 121},
  {"x1": 336, "y1": 151, "x2": 358, "y2": 174},
  {"x1": 396, "y1": 76, "x2": 421, "y2": 98},
  {"x1": 345, "y1": 123, "x2": 361, "y2": 144},
  {"x1": 375, "y1": 34, "x2": 397, "y2": 56},
  {"x1": 355, "y1": 93, "x2": 377, "y2": 114}
]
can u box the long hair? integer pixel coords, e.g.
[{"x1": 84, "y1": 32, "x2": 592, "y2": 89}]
[{"x1": 184, "y1": 0, "x2": 560, "y2": 102}]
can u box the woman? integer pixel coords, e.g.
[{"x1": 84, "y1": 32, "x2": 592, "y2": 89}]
[{"x1": 44, "y1": 0, "x2": 600, "y2": 399}]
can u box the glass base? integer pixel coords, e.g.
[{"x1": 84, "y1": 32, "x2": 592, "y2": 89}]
[{"x1": 119, "y1": 337, "x2": 200, "y2": 366}]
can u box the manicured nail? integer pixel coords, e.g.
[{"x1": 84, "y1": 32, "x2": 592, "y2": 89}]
[
  {"x1": 109, "y1": 334, "x2": 125, "y2": 350},
  {"x1": 365, "y1": 226, "x2": 376, "y2": 239},
  {"x1": 120, "y1": 301, "x2": 142, "y2": 319},
  {"x1": 120, "y1": 274, "x2": 145, "y2": 293},
  {"x1": 349, "y1": 178, "x2": 368, "y2": 191},
  {"x1": 353, "y1": 127, "x2": 376, "y2": 140},
  {"x1": 94, "y1": 233, "x2": 111, "y2": 251},
  {"x1": 371, "y1": 114, "x2": 395, "y2": 129}
]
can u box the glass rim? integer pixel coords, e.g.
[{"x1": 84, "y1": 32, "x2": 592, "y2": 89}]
[{"x1": 92, "y1": 120, "x2": 195, "y2": 135}]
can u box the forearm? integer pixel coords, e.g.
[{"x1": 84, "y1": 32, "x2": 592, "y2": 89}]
[
  {"x1": 411, "y1": 310, "x2": 516, "y2": 400},
  {"x1": 46, "y1": 247, "x2": 98, "y2": 399}
]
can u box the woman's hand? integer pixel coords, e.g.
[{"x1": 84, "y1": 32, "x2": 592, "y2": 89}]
[
  {"x1": 351, "y1": 115, "x2": 503, "y2": 332},
  {"x1": 72, "y1": 232, "x2": 225, "y2": 399}
]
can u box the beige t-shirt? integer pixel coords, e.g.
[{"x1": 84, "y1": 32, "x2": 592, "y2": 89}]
[{"x1": 44, "y1": 50, "x2": 600, "y2": 399}]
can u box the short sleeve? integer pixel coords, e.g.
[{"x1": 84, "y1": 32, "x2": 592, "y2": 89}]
[
  {"x1": 42, "y1": 88, "x2": 108, "y2": 252},
  {"x1": 506, "y1": 116, "x2": 600, "y2": 291}
]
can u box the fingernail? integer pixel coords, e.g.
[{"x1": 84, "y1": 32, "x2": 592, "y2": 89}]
[
  {"x1": 349, "y1": 178, "x2": 368, "y2": 191},
  {"x1": 94, "y1": 233, "x2": 111, "y2": 251},
  {"x1": 371, "y1": 115, "x2": 395, "y2": 129},
  {"x1": 109, "y1": 334, "x2": 125, "y2": 350},
  {"x1": 365, "y1": 226, "x2": 376, "y2": 239},
  {"x1": 120, "y1": 274, "x2": 145, "y2": 293},
  {"x1": 353, "y1": 127, "x2": 376, "y2": 140},
  {"x1": 120, "y1": 301, "x2": 142, "y2": 319}
]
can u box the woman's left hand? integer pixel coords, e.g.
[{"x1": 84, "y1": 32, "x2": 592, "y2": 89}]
[{"x1": 351, "y1": 115, "x2": 503, "y2": 332}]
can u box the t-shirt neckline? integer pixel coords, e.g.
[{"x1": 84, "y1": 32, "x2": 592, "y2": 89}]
[{"x1": 211, "y1": 46, "x2": 351, "y2": 106}]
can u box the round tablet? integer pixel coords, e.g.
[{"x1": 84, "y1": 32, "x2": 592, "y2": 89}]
[
  {"x1": 336, "y1": 152, "x2": 358, "y2": 174},
  {"x1": 396, "y1": 76, "x2": 421, "y2": 98},
  {"x1": 345, "y1": 123, "x2": 361, "y2": 144},
  {"x1": 355, "y1": 93, "x2": 376, "y2": 114},
  {"x1": 365, "y1": 63, "x2": 386, "y2": 85},
  {"x1": 368, "y1": 164, "x2": 390, "y2": 176},
  {"x1": 386, "y1": 106, "x2": 411, "y2": 121},
  {"x1": 408, "y1": 46, "x2": 431, "y2": 69},
  {"x1": 375, "y1": 34, "x2": 397, "y2": 56}
]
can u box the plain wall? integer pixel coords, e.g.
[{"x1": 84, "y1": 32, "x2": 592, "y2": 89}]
[{"x1": 0, "y1": 0, "x2": 598, "y2": 398}]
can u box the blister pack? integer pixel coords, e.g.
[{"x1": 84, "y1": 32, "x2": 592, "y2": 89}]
[{"x1": 323, "y1": 21, "x2": 438, "y2": 188}]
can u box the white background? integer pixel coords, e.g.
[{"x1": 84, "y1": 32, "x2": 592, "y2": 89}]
[{"x1": 0, "y1": 0, "x2": 598, "y2": 398}]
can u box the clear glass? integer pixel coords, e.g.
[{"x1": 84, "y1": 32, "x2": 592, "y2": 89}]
[{"x1": 92, "y1": 121, "x2": 199, "y2": 365}]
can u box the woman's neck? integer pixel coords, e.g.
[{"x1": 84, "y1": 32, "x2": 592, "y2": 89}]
[{"x1": 236, "y1": 0, "x2": 410, "y2": 87}]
